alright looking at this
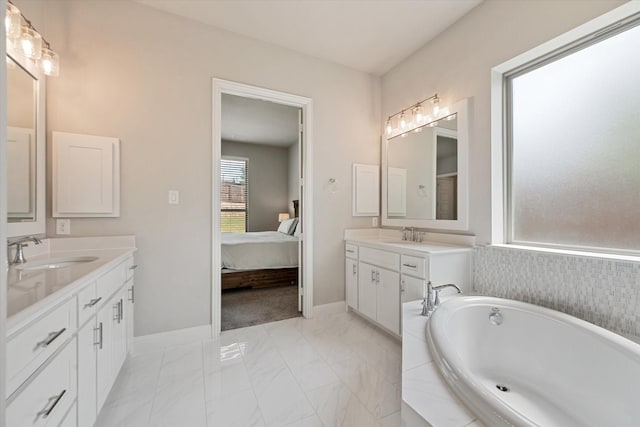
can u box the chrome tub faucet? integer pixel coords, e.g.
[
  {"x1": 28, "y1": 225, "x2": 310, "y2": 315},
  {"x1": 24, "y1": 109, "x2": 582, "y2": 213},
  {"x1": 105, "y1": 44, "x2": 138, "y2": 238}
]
[{"x1": 422, "y1": 281, "x2": 463, "y2": 316}]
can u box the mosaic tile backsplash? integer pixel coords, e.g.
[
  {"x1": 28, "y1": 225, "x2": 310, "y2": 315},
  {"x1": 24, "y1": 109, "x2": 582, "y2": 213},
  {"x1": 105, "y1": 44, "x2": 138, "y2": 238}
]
[{"x1": 474, "y1": 246, "x2": 640, "y2": 338}]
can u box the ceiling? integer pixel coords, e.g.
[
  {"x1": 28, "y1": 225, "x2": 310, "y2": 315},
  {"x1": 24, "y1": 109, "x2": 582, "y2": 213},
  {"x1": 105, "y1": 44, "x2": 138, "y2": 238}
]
[
  {"x1": 135, "y1": 0, "x2": 482, "y2": 76},
  {"x1": 222, "y1": 94, "x2": 300, "y2": 147}
]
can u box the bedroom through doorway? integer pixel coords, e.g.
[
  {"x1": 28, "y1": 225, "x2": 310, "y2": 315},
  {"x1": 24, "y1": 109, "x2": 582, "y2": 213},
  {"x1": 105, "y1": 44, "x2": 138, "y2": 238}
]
[{"x1": 218, "y1": 92, "x2": 303, "y2": 331}]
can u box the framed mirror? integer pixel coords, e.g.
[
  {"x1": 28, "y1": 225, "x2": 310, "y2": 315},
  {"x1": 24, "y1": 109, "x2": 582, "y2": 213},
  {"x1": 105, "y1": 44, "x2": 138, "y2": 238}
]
[
  {"x1": 382, "y1": 98, "x2": 469, "y2": 230},
  {"x1": 6, "y1": 50, "x2": 46, "y2": 238}
]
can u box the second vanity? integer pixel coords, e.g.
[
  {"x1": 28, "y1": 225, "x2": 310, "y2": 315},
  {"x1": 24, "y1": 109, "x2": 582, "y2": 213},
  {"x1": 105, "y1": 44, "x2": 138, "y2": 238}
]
[
  {"x1": 6, "y1": 236, "x2": 137, "y2": 427},
  {"x1": 344, "y1": 228, "x2": 474, "y2": 337}
]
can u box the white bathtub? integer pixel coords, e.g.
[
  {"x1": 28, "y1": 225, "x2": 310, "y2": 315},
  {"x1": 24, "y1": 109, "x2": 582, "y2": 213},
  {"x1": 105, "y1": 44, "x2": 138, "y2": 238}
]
[{"x1": 426, "y1": 296, "x2": 640, "y2": 427}]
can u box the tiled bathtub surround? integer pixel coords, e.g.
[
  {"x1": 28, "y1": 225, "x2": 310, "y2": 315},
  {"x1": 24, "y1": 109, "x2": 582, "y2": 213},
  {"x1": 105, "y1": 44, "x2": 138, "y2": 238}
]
[{"x1": 474, "y1": 246, "x2": 640, "y2": 338}]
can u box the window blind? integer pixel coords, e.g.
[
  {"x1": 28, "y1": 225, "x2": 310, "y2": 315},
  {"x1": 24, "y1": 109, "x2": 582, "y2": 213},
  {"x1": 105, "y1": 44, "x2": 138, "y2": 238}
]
[{"x1": 221, "y1": 158, "x2": 248, "y2": 233}]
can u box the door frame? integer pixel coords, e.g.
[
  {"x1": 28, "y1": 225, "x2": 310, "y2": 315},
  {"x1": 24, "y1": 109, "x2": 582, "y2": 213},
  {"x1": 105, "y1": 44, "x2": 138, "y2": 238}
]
[{"x1": 211, "y1": 78, "x2": 314, "y2": 337}]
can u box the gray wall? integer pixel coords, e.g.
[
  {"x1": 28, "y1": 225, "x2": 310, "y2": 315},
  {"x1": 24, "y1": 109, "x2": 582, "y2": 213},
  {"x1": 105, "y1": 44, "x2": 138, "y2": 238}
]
[
  {"x1": 381, "y1": 0, "x2": 631, "y2": 332},
  {"x1": 40, "y1": 0, "x2": 380, "y2": 336},
  {"x1": 381, "y1": 0, "x2": 624, "y2": 245},
  {"x1": 221, "y1": 141, "x2": 289, "y2": 232}
]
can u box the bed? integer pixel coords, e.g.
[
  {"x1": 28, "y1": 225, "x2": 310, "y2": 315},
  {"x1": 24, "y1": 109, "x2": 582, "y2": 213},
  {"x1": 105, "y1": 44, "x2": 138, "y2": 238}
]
[{"x1": 221, "y1": 204, "x2": 300, "y2": 290}]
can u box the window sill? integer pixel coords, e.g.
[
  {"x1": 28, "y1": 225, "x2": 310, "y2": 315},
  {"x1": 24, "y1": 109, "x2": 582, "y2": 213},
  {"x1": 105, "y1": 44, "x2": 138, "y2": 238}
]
[{"x1": 489, "y1": 244, "x2": 640, "y2": 263}]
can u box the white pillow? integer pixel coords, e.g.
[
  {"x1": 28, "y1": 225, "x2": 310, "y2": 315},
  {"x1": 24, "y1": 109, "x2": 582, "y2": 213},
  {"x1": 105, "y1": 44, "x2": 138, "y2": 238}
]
[{"x1": 278, "y1": 218, "x2": 297, "y2": 234}]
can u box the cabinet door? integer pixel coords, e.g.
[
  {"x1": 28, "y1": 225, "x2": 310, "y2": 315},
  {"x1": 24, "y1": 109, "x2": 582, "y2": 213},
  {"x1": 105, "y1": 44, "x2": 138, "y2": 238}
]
[
  {"x1": 125, "y1": 279, "x2": 135, "y2": 350},
  {"x1": 78, "y1": 320, "x2": 98, "y2": 427},
  {"x1": 345, "y1": 258, "x2": 358, "y2": 309},
  {"x1": 111, "y1": 288, "x2": 127, "y2": 380},
  {"x1": 357, "y1": 263, "x2": 377, "y2": 321},
  {"x1": 377, "y1": 268, "x2": 400, "y2": 334},
  {"x1": 401, "y1": 275, "x2": 425, "y2": 304},
  {"x1": 96, "y1": 299, "x2": 114, "y2": 412}
]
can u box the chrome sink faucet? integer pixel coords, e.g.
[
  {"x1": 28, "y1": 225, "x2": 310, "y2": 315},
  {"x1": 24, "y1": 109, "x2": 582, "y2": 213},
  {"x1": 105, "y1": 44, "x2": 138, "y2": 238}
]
[
  {"x1": 421, "y1": 281, "x2": 463, "y2": 316},
  {"x1": 8, "y1": 236, "x2": 43, "y2": 265}
]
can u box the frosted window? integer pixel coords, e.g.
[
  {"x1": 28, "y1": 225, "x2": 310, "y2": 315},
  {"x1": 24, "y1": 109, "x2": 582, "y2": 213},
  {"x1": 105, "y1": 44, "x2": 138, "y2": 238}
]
[{"x1": 509, "y1": 23, "x2": 640, "y2": 252}]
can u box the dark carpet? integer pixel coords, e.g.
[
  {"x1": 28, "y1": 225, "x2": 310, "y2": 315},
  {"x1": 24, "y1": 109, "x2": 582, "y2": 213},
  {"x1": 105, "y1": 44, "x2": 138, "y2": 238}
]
[{"x1": 221, "y1": 285, "x2": 301, "y2": 331}]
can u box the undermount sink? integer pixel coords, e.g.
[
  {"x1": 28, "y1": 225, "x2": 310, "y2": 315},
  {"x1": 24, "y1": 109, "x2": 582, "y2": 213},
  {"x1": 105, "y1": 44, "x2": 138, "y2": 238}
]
[{"x1": 16, "y1": 256, "x2": 99, "y2": 271}]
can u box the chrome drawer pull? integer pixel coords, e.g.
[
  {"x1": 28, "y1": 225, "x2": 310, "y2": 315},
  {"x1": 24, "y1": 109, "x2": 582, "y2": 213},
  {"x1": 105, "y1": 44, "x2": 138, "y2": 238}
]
[
  {"x1": 38, "y1": 389, "x2": 66, "y2": 418},
  {"x1": 38, "y1": 328, "x2": 66, "y2": 348},
  {"x1": 346, "y1": 249, "x2": 355, "y2": 253},
  {"x1": 128, "y1": 285, "x2": 135, "y2": 303},
  {"x1": 129, "y1": 264, "x2": 138, "y2": 270},
  {"x1": 402, "y1": 263, "x2": 417, "y2": 269},
  {"x1": 98, "y1": 322, "x2": 103, "y2": 349},
  {"x1": 84, "y1": 297, "x2": 102, "y2": 308}
]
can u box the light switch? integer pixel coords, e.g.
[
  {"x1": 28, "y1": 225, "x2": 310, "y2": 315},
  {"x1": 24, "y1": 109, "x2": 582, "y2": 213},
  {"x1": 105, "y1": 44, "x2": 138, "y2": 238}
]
[
  {"x1": 56, "y1": 219, "x2": 71, "y2": 235},
  {"x1": 168, "y1": 190, "x2": 180, "y2": 205}
]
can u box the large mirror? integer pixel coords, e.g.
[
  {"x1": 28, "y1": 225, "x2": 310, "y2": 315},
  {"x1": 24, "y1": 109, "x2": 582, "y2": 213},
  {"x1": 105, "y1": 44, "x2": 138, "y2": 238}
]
[
  {"x1": 382, "y1": 98, "x2": 469, "y2": 230},
  {"x1": 6, "y1": 51, "x2": 46, "y2": 238}
]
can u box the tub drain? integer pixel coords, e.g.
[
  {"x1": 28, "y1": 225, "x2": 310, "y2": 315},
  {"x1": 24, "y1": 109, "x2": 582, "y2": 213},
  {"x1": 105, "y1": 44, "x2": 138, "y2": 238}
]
[{"x1": 496, "y1": 384, "x2": 509, "y2": 392}]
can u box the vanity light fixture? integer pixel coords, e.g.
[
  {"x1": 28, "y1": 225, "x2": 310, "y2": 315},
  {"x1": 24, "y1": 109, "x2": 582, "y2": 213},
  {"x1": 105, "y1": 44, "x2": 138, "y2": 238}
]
[
  {"x1": 5, "y1": 0, "x2": 60, "y2": 76},
  {"x1": 384, "y1": 93, "x2": 440, "y2": 137}
]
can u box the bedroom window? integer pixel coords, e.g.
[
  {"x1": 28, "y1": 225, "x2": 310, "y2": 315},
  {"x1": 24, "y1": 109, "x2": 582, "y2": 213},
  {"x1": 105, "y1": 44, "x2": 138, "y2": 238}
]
[
  {"x1": 221, "y1": 157, "x2": 248, "y2": 233},
  {"x1": 502, "y1": 18, "x2": 640, "y2": 254}
]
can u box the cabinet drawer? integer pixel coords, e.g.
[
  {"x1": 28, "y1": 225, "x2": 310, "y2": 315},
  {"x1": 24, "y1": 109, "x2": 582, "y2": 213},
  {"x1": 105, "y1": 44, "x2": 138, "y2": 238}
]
[
  {"x1": 77, "y1": 281, "x2": 99, "y2": 327},
  {"x1": 401, "y1": 254, "x2": 427, "y2": 279},
  {"x1": 359, "y1": 247, "x2": 399, "y2": 271},
  {"x1": 7, "y1": 298, "x2": 76, "y2": 397},
  {"x1": 96, "y1": 261, "x2": 126, "y2": 303},
  {"x1": 7, "y1": 340, "x2": 77, "y2": 427},
  {"x1": 345, "y1": 243, "x2": 358, "y2": 259},
  {"x1": 124, "y1": 256, "x2": 137, "y2": 280}
]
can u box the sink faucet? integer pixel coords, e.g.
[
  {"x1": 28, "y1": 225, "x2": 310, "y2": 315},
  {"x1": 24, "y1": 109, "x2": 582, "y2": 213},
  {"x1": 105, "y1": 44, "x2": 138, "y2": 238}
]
[
  {"x1": 421, "y1": 281, "x2": 463, "y2": 316},
  {"x1": 8, "y1": 236, "x2": 43, "y2": 265}
]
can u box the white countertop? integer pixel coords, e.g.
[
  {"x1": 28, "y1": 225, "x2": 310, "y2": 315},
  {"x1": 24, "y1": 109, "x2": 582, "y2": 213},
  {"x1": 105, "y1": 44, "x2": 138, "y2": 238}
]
[
  {"x1": 401, "y1": 298, "x2": 484, "y2": 427},
  {"x1": 345, "y1": 228, "x2": 475, "y2": 255},
  {"x1": 7, "y1": 236, "x2": 136, "y2": 335}
]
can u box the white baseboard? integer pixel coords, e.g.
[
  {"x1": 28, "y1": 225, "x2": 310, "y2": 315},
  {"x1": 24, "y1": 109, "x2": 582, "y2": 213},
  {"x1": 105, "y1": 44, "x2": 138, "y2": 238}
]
[
  {"x1": 132, "y1": 324, "x2": 212, "y2": 355},
  {"x1": 312, "y1": 300, "x2": 346, "y2": 318}
]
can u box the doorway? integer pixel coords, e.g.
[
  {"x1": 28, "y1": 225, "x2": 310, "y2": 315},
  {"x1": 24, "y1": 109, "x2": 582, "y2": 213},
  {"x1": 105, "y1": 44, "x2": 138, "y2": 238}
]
[{"x1": 211, "y1": 79, "x2": 313, "y2": 337}]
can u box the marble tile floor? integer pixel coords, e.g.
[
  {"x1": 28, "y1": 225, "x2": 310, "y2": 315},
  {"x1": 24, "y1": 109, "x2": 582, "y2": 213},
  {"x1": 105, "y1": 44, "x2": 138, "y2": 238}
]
[{"x1": 95, "y1": 309, "x2": 403, "y2": 427}]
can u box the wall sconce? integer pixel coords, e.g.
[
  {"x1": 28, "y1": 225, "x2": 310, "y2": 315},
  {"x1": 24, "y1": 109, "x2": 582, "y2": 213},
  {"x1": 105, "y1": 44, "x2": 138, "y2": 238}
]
[
  {"x1": 278, "y1": 213, "x2": 290, "y2": 222},
  {"x1": 5, "y1": 0, "x2": 60, "y2": 76}
]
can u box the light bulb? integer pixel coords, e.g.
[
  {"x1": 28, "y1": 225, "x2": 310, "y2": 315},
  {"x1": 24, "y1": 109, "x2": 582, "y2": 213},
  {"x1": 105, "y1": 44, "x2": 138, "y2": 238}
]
[
  {"x1": 20, "y1": 26, "x2": 42, "y2": 60},
  {"x1": 432, "y1": 96, "x2": 440, "y2": 116},
  {"x1": 386, "y1": 118, "x2": 393, "y2": 135},
  {"x1": 414, "y1": 103, "x2": 424, "y2": 124},
  {"x1": 40, "y1": 47, "x2": 59, "y2": 76},
  {"x1": 399, "y1": 112, "x2": 407, "y2": 129},
  {"x1": 5, "y1": 3, "x2": 21, "y2": 39}
]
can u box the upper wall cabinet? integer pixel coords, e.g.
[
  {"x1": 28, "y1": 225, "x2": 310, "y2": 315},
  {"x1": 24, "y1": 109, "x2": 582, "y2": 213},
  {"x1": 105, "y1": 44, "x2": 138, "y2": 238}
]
[
  {"x1": 53, "y1": 132, "x2": 121, "y2": 217},
  {"x1": 353, "y1": 163, "x2": 380, "y2": 217}
]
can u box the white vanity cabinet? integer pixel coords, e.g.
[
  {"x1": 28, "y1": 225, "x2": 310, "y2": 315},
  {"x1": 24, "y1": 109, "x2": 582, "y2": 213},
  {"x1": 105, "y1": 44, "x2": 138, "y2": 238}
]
[
  {"x1": 345, "y1": 244, "x2": 359, "y2": 309},
  {"x1": 78, "y1": 257, "x2": 135, "y2": 426},
  {"x1": 345, "y1": 239, "x2": 471, "y2": 336},
  {"x1": 356, "y1": 246, "x2": 401, "y2": 335},
  {"x1": 7, "y1": 245, "x2": 136, "y2": 427}
]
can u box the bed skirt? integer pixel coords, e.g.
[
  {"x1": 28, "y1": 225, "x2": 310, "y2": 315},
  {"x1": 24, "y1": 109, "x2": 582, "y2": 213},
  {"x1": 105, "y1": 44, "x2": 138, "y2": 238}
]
[{"x1": 221, "y1": 267, "x2": 298, "y2": 290}]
